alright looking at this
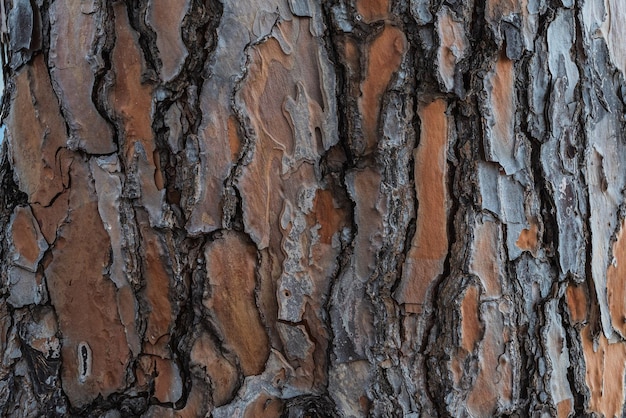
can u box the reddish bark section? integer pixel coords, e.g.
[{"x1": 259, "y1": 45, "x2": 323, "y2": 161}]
[{"x1": 395, "y1": 99, "x2": 448, "y2": 313}]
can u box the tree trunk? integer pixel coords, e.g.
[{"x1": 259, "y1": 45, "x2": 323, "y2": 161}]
[{"x1": 1, "y1": 0, "x2": 625, "y2": 416}]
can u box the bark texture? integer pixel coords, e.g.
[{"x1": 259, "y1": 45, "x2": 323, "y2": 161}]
[{"x1": 1, "y1": 0, "x2": 626, "y2": 417}]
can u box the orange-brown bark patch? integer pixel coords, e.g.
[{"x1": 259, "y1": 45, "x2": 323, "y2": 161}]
[
  {"x1": 238, "y1": 37, "x2": 294, "y2": 249},
  {"x1": 470, "y1": 219, "x2": 503, "y2": 297},
  {"x1": 485, "y1": 0, "x2": 520, "y2": 28},
  {"x1": 31, "y1": 189, "x2": 70, "y2": 245},
  {"x1": 451, "y1": 356, "x2": 463, "y2": 386},
  {"x1": 204, "y1": 231, "x2": 270, "y2": 376},
  {"x1": 49, "y1": 0, "x2": 115, "y2": 154},
  {"x1": 238, "y1": 18, "x2": 332, "y2": 249},
  {"x1": 360, "y1": 26, "x2": 406, "y2": 154},
  {"x1": 137, "y1": 355, "x2": 182, "y2": 404},
  {"x1": 312, "y1": 189, "x2": 345, "y2": 245},
  {"x1": 257, "y1": 249, "x2": 283, "y2": 351},
  {"x1": 147, "y1": 0, "x2": 189, "y2": 81},
  {"x1": 10, "y1": 206, "x2": 44, "y2": 269},
  {"x1": 190, "y1": 332, "x2": 239, "y2": 406},
  {"x1": 581, "y1": 326, "x2": 626, "y2": 417},
  {"x1": 461, "y1": 285, "x2": 482, "y2": 353},
  {"x1": 395, "y1": 99, "x2": 448, "y2": 309},
  {"x1": 356, "y1": 0, "x2": 389, "y2": 22},
  {"x1": 139, "y1": 218, "x2": 173, "y2": 348},
  {"x1": 608, "y1": 218, "x2": 626, "y2": 337},
  {"x1": 566, "y1": 283, "x2": 588, "y2": 324},
  {"x1": 7, "y1": 54, "x2": 67, "y2": 205},
  {"x1": 110, "y1": 2, "x2": 155, "y2": 165},
  {"x1": 488, "y1": 52, "x2": 515, "y2": 163},
  {"x1": 557, "y1": 398, "x2": 572, "y2": 418},
  {"x1": 176, "y1": 381, "x2": 210, "y2": 418},
  {"x1": 153, "y1": 357, "x2": 183, "y2": 404},
  {"x1": 436, "y1": 9, "x2": 468, "y2": 91},
  {"x1": 516, "y1": 222, "x2": 539, "y2": 256},
  {"x1": 44, "y1": 157, "x2": 129, "y2": 407},
  {"x1": 467, "y1": 303, "x2": 512, "y2": 416},
  {"x1": 153, "y1": 150, "x2": 165, "y2": 190},
  {"x1": 236, "y1": 19, "x2": 343, "y2": 393},
  {"x1": 243, "y1": 393, "x2": 284, "y2": 418},
  {"x1": 228, "y1": 115, "x2": 242, "y2": 162}
]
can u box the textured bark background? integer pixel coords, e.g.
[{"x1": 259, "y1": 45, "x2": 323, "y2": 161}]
[{"x1": 1, "y1": 0, "x2": 626, "y2": 416}]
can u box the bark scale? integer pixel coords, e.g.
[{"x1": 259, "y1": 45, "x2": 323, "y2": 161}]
[{"x1": 0, "y1": 0, "x2": 625, "y2": 417}]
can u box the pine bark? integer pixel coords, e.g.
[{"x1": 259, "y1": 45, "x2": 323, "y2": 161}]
[{"x1": 1, "y1": 0, "x2": 626, "y2": 417}]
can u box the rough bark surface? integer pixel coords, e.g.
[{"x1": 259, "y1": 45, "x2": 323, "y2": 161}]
[{"x1": 1, "y1": 0, "x2": 626, "y2": 417}]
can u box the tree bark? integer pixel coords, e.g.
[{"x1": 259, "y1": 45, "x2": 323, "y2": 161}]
[{"x1": 1, "y1": 0, "x2": 625, "y2": 417}]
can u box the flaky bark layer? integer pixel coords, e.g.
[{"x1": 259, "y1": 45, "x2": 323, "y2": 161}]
[{"x1": 1, "y1": 1, "x2": 626, "y2": 417}]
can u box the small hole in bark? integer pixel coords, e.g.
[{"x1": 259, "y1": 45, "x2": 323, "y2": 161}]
[
  {"x1": 77, "y1": 341, "x2": 92, "y2": 383},
  {"x1": 284, "y1": 290, "x2": 290, "y2": 297},
  {"x1": 315, "y1": 127, "x2": 323, "y2": 151},
  {"x1": 463, "y1": 72, "x2": 471, "y2": 92}
]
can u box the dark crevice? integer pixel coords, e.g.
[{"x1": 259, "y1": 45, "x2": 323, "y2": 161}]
[
  {"x1": 125, "y1": 0, "x2": 160, "y2": 77},
  {"x1": 321, "y1": 0, "x2": 356, "y2": 385},
  {"x1": 421, "y1": 0, "x2": 503, "y2": 415},
  {"x1": 148, "y1": 0, "x2": 222, "y2": 226},
  {"x1": 124, "y1": 0, "x2": 225, "y2": 412},
  {"x1": 91, "y1": 0, "x2": 120, "y2": 156},
  {"x1": 560, "y1": 292, "x2": 588, "y2": 416},
  {"x1": 515, "y1": 18, "x2": 559, "y2": 414},
  {"x1": 281, "y1": 394, "x2": 340, "y2": 418},
  {"x1": 0, "y1": 140, "x2": 28, "y2": 298}
]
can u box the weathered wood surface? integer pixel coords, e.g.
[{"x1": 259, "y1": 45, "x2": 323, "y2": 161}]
[{"x1": 1, "y1": 0, "x2": 626, "y2": 417}]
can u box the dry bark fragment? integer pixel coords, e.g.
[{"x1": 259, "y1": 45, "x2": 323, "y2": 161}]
[
  {"x1": 395, "y1": 99, "x2": 448, "y2": 313},
  {"x1": 331, "y1": 167, "x2": 381, "y2": 359},
  {"x1": 608, "y1": 219, "x2": 626, "y2": 338},
  {"x1": 189, "y1": 332, "x2": 238, "y2": 407},
  {"x1": 138, "y1": 214, "x2": 174, "y2": 351},
  {"x1": 588, "y1": 0, "x2": 626, "y2": 75},
  {"x1": 581, "y1": 326, "x2": 626, "y2": 417},
  {"x1": 44, "y1": 157, "x2": 130, "y2": 407},
  {"x1": 6, "y1": 54, "x2": 66, "y2": 206},
  {"x1": 566, "y1": 283, "x2": 588, "y2": 325},
  {"x1": 109, "y1": 1, "x2": 155, "y2": 165},
  {"x1": 469, "y1": 217, "x2": 504, "y2": 298},
  {"x1": 466, "y1": 301, "x2": 513, "y2": 416},
  {"x1": 235, "y1": 13, "x2": 344, "y2": 393},
  {"x1": 483, "y1": 52, "x2": 520, "y2": 175},
  {"x1": 204, "y1": 231, "x2": 270, "y2": 376},
  {"x1": 435, "y1": 7, "x2": 468, "y2": 93},
  {"x1": 138, "y1": 355, "x2": 183, "y2": 404},
  {"x1": 185, "y1": 0, "x2": 278, "y2": 235},
  {"x1": 5, "y1": 205, "x2": 48, "y2": 307},
  {"x1": 359, "y1": 25, "x2": 406, "y2": 155},
  {"x1": 355, "y1": 0, "x2": 389, "y2": 23},
  {"x1": 460, "y1": 285, "x2": 482, "y2": 354},
  {"x1": 7, "y1": 205, "x2": 47, "y2": 273},
  {"x1": 543, "y1": 299, "x2": 574, "y2": 416},
  {"x1": 146, "y1": 0, "x2": 190, "y2": 82},
  {"x1": 48, "y1": 0, "x2": 116, "y2": 154}
]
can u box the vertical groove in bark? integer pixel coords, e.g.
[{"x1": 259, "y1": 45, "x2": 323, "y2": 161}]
[{"x1": 2, "y1": 0, "x2": 626, "y2": 417}]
